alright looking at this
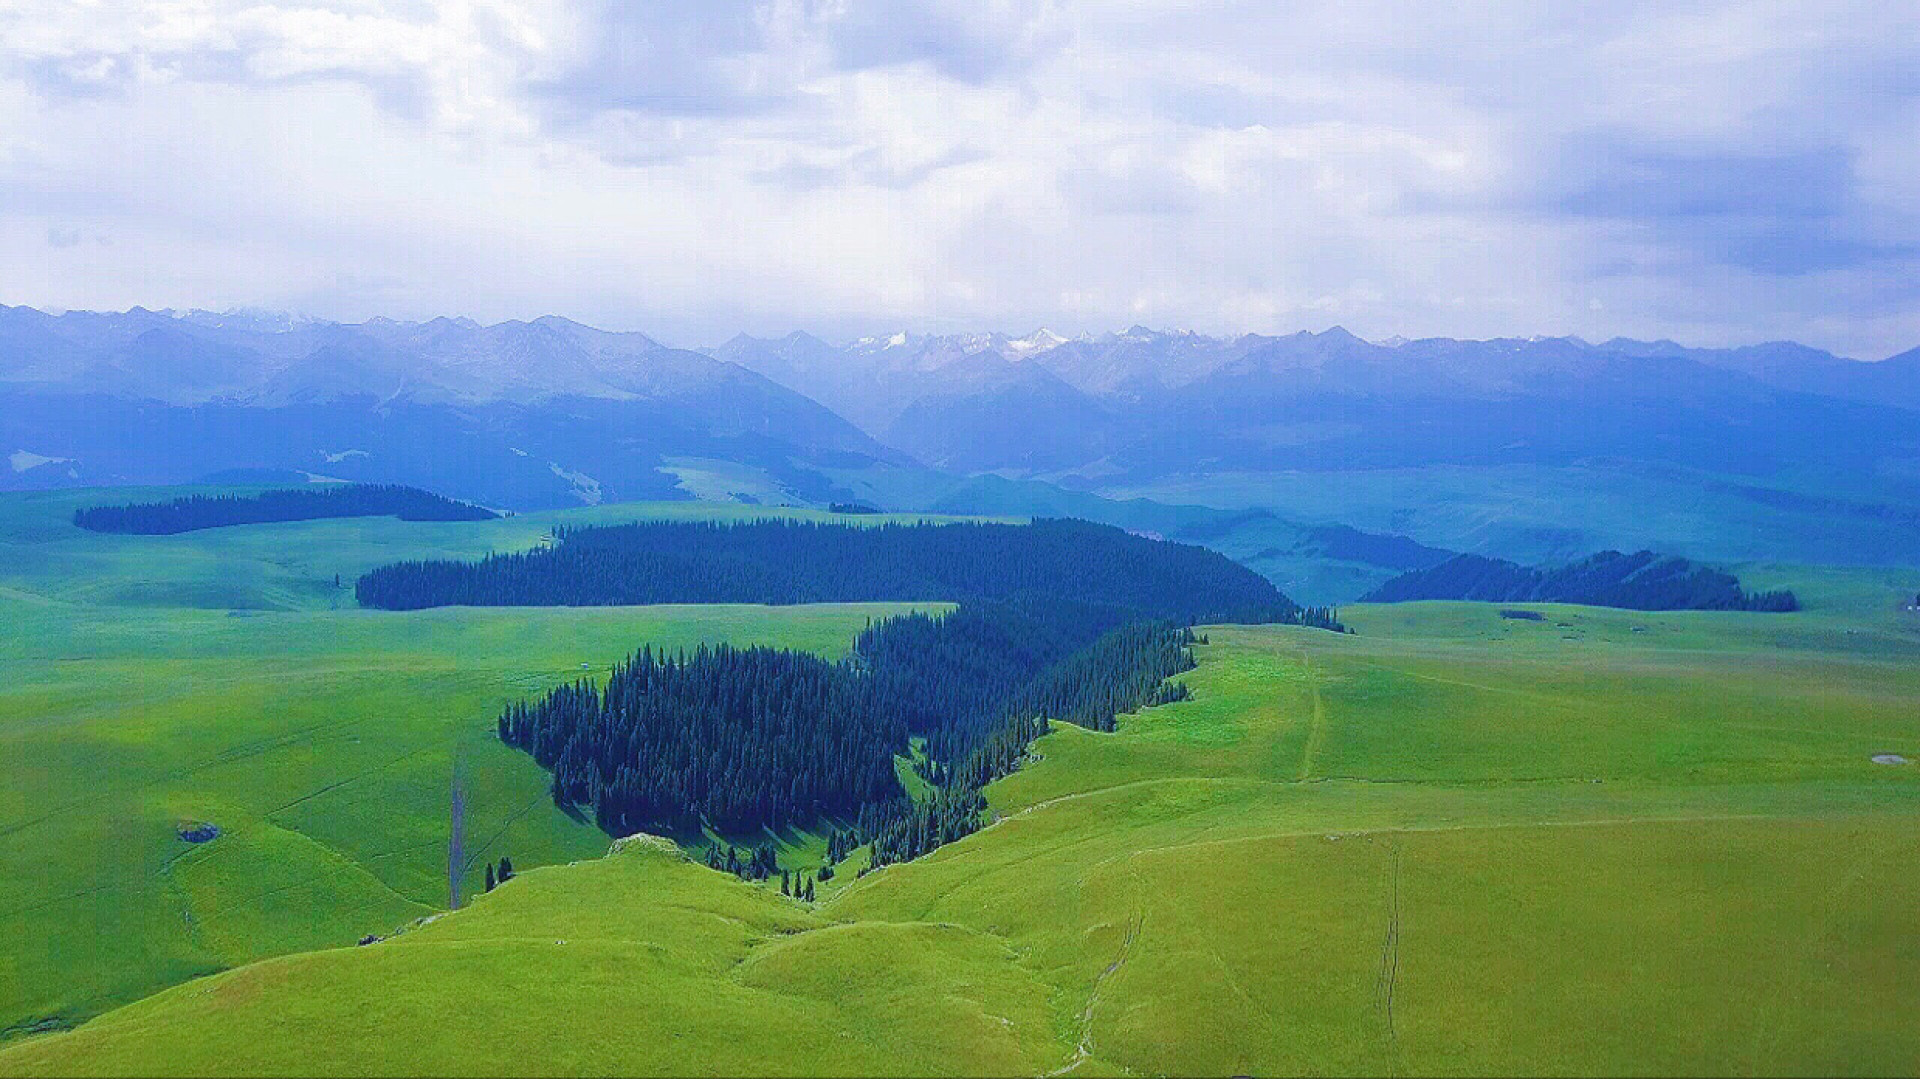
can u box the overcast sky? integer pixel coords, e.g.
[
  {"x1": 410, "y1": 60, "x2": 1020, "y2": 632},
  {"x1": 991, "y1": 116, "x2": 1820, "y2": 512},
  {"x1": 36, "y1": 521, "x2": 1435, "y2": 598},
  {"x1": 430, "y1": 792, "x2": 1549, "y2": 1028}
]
[{"x1": 3, "y1": 1, "x2": 1917, "y2": 356}]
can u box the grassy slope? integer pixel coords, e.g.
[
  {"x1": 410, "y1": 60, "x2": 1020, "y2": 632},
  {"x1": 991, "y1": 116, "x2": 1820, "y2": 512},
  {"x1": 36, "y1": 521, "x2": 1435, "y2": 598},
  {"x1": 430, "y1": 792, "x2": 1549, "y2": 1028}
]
[
  {"x1": 0, "y1": 489, "x2": 954, "y2": 1035},
  {"x1": 1099, "y1": 461, "x2": 1920, "y2": 570},
  {"x1": 5, "y1": 541, "x2": 1919, "y2": 1074}
]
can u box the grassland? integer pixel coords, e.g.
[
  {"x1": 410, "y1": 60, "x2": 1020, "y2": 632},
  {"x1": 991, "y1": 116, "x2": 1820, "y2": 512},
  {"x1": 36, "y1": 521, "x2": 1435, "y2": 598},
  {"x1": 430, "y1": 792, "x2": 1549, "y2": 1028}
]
[
  {"x1": 0, "y1": 489, "x2": 953, "y2": 1036},
  {"x1": 4, "y1": 486, "x2": 1920, "y2": 1074}
]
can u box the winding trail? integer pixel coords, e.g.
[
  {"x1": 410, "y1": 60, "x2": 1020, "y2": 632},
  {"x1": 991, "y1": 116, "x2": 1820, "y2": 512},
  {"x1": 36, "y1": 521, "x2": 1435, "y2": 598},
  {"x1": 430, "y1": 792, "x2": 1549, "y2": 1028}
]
[
  {"x1": 1374, "y1": 844, "x2": 1402, "y2": 1075},
  {"x1": 1048, "y1": 864, "x2": 1147, "y2": 1077}
]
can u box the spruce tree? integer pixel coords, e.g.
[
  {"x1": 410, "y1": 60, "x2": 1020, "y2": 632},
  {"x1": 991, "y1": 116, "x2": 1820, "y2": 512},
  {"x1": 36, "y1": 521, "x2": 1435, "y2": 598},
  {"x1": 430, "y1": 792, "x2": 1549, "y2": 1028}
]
[
  {"x1": 498, "y1": 856, "x2": 514, "y2": 882},
  {"x1": 484, "y1": 863, "x2": 496, "y2": 892}
]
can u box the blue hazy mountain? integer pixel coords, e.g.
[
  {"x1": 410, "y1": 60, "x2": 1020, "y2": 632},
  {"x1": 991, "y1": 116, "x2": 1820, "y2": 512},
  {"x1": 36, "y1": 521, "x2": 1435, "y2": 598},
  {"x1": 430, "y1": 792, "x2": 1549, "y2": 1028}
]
[
  {"x1": 712, "y1": 324, "x2": 1920, "y2": 575},
  {"x1": 8, "y1": 306, "x2": 1920, "y2": 584},
  {"x1": 715, "y1": 325, "x2": 1920, "y2": 479},
  {"x1": 0, "y1": 307, "x2": 899, "y2": 510}
]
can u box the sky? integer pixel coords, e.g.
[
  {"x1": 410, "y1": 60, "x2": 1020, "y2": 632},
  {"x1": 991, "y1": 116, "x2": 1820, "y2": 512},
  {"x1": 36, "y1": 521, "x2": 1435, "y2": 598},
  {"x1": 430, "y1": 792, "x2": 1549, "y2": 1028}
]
[{"x1": 2, "y1": 1, "x2": 1918, "y2": 357}]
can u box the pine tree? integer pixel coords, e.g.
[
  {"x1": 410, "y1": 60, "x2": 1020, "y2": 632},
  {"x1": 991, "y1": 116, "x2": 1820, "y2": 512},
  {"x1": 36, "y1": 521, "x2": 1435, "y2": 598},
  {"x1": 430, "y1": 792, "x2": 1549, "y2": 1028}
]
[
  {"x1": 484, "y1": 863, "x2": 496, "y2": 892},
  {"x1": 781, "y1": 870, "x2": 791, "y2": 896},
  {"x1": 498, "y1": 856, "x2": 514, "y2": 882},
  {"x1": 804, "y1": 877, "x2": 815, "y2": 902}
]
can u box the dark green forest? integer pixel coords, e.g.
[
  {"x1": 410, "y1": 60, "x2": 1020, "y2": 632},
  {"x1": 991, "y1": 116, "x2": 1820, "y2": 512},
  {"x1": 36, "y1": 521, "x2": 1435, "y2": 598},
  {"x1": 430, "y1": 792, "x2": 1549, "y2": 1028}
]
[
  {"x1": 457, "y1": 518, "x2": 1326, "y2": 867},
  {"x1": 499, "y1": 643, "x2": 903, "y2": 834},
  {"x1": 74, "y1": 484, "x2": 496, "y2": 534},
  {"x1": 499, "y1": 605, "x2": 1212, "y2": 861},
  {"x1": 1361, "y1": 550, "x2": 1799, "y2": 611},
  {"x1": 354, "y1": 518, "x2": 1343, "y2": 628}
]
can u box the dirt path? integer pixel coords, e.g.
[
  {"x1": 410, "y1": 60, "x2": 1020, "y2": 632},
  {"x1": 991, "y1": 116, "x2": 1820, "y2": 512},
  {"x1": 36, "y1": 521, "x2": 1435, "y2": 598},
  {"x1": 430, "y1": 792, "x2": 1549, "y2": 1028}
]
[
  {"x1": 1374, "y1": 844, "x2": 1402, "y2": 1075},
  {"x1": 1048, "y1": 864, "x2": 1147, "y2": 1077},
  {"x1": 1297, "y1": 652, "x2": 1329, "y2": 781}
]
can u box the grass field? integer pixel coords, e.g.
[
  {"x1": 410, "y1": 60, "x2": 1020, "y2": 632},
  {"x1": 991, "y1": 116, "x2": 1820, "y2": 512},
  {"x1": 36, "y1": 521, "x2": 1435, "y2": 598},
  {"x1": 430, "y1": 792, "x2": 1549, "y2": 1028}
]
[
  {"x1": 4, "y1": 486, "x2": 1920, "y2": 1074},
  {"x1": 0, "y1": 489, "x2": 953, "y2": 1036}
]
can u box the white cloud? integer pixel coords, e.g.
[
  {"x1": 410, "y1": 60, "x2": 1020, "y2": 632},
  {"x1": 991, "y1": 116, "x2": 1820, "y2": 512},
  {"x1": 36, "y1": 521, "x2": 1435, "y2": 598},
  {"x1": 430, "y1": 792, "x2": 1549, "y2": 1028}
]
[{"x1": 0, "y1": 1, "x2": 1917, "y2": 355}]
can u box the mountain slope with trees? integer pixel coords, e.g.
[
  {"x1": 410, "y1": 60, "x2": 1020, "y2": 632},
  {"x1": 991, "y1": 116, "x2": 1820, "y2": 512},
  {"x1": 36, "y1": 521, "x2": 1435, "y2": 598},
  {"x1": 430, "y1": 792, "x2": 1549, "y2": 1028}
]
[
  {"x1": 73, "y1": 484, "x2": 495, "y2": 534},
  {"x1": 1361, "y1": 550, "x2": 1799, "y2": 611},
  {"x1": 355, "y1": 517, "x2": 1331, "y2": 626}
]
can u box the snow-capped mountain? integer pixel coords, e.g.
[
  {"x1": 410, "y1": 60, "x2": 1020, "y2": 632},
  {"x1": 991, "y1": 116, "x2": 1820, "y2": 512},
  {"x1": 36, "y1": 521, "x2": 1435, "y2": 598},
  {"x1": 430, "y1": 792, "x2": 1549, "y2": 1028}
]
[{"x1": 718, "y1": 322, "x2": 1920, "y2": 478}]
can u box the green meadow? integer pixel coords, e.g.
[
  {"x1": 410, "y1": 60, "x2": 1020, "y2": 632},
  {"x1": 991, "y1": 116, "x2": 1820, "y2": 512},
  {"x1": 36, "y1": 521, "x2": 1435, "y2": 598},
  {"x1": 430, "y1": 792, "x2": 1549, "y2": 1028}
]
[
  {"x1": 4, "y1": 486, "x2": 1920, "y2": 1074},
  {"x1": 0, "y1": 489, "x2": 950, "y2": 1036}
]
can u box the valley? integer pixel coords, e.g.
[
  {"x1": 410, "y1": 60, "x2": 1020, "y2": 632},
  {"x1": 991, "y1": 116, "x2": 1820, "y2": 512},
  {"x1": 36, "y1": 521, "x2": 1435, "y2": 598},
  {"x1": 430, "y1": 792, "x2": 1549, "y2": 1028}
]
[{"x1": 13, "y1": 6, "x2": 1920, "y2": 1073}]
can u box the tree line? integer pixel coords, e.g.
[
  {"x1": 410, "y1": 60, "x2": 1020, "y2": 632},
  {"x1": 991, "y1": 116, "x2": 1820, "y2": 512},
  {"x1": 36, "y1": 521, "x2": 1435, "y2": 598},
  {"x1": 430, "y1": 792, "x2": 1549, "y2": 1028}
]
[
  {"x1": 356, "y1": 517, "x2": 1340, "y2": 629},
  {"x1": 1361, "y1": 550, "x2": 1799, "y2": 612},
  {"x1": 74, "y1": 484, "x2": 496, "y2": 534}
]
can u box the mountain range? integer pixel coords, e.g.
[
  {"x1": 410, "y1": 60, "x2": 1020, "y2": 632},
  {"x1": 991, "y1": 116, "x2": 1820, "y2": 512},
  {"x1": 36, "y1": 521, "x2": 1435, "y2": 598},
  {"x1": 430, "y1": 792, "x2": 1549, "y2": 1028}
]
[
  {"x1": 0, "y1": 305, "x2": 897, "y2": 510},
  {"x1": 716, "y1": 325, "x2": 1920, "y2": 476},
  {"x1": 6, "y1": 305, "x2": 1920, "y2": 601}
]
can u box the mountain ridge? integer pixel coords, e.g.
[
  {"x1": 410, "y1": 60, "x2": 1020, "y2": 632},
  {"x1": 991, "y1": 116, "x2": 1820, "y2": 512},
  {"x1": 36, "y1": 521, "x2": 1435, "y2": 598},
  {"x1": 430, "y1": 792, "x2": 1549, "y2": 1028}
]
[{"x1": 7, "y1": 306, "x2": 1920, "y2": 566}]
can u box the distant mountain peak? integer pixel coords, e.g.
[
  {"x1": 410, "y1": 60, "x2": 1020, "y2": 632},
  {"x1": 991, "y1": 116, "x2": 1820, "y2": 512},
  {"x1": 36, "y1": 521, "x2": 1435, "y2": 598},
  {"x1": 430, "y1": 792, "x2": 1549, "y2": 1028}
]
[
  {"x1": 1005, "y1": 328, "x2": 1068, "y2": 355},
  {"x1": 178, "y1": 307, "x2": 321, "y2": 333},
  {"x1": 851, "y1": 330, "x2": 914, "y2": 351}
]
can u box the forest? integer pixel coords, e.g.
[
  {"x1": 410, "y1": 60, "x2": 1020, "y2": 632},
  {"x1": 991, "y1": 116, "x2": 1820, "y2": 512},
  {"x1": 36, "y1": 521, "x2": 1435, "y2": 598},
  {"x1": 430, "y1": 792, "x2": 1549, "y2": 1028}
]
[
  {"x1": 355, "y1": 517, "x2": 1344, "y2": 629},
  {"x1": 1361, "y1": 550, "x2": 1800, "y2": 611},
  {"x1": 473, "y1": 518, "x2": 1321, "y2": 865},
  {"x1": 74, "y1": 484, "x2": 496, "y2": 534},
  {"x1": 499, "y1": 604, "x2": 1210, "y2": 864},
  {"x1": 498, "y1": 643, "x2": 903, "y2": 834}
]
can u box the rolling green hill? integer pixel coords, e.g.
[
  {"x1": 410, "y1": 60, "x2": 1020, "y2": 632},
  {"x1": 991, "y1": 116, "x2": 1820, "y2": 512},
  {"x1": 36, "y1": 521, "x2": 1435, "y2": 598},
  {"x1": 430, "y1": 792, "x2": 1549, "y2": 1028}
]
[
  {"x1": 4, "y1": 484, "x2": 1918, "y2": 1074},
  {"x1": 0, "y1": 489, "x2": 961, "y2": 1037},
  {"x1": 1103, "y1": 460, "x2": 1920, "y2": 572}
]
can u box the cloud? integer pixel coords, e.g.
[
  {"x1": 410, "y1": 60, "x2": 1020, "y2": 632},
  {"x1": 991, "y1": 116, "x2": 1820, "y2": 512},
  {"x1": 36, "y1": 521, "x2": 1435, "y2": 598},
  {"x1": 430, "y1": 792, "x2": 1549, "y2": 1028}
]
[
  {"x1": 0, "y1": 2, "x2": 1917, "y2": 356},
  {"x1": 1541, "y1": 139, "x2": 1910, "y2": 276}
]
